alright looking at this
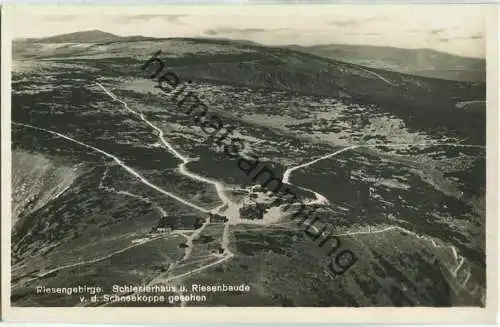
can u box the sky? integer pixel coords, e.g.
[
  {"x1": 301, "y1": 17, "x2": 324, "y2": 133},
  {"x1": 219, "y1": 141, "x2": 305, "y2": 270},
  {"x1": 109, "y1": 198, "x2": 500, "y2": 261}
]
[{"x1": 8, "y1": 4, "x2": 487, "y2": 58}]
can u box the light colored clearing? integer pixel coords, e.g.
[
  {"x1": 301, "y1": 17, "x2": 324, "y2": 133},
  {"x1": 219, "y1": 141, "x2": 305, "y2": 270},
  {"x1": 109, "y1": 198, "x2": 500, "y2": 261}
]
[
  {"x1": 11, "y1": 60, "x2": 57, "y2": 73},
  {"x1": 131, "y1": 238, "x2": 150, "y2": 244},
  {"x1": 240, "y1": 97, "x2": 435, "y2": 150},
  {"x1": 232, "y1": 190, "x2": 286, "y2": 225},
  {"x1": 12, "y1": 60, "x2": 39, "y2": 73},
  {"x1": 13, "y1": 83, "x2": 55, "y2": 94},
  {"x1": 455, "y1": 100, "x2": 486, "y2": 108},
  {"x1": 455, "y1": 100, "x2": 486, "y2": 111},
  {"x1": 361, "y1": 115, "x2": 429, "y2": 144},
  {"x1": 359, "y1": 176, "x2": 411, "y2": 191},
  {"x1": 117, "y1": 78, "x2": 164, "y2": 95},
  {"x1": 12, "y1": 58, "x2": 100, "y2": 73}
]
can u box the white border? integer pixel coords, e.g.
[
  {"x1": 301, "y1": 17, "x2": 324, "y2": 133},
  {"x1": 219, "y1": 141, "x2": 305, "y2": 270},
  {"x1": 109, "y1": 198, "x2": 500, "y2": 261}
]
[{"x1": 1, "y1": 4, "x2": 499, "y2": 324}]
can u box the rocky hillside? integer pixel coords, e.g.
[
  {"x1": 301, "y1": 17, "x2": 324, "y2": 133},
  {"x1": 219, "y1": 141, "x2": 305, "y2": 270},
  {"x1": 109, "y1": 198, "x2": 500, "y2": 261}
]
[{"x1": 12, "y1": 151, "x2": 82, "y2": 226}]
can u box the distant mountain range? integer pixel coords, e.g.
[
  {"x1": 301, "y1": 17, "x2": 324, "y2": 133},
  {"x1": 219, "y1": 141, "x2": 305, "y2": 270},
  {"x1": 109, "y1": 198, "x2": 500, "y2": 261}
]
[
  {"x1": 17, "y1": 30, "x2": 156, "y2": 44},
  {"x1": 287, "y1": 44, "x2": 486, "y2": 82},
  {"x1": 15, "y1": 30, "x2": 485, "y2": 82},
  {"x1": 13, "y1": 29, "x2": 486, "y2": 147}
]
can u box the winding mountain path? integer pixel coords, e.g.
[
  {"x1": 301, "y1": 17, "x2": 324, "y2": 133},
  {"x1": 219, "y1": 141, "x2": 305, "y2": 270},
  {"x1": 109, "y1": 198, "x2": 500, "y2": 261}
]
[
  {"x1": 13, "y1": 83, "x2": 485, "y2": 296},
  {"x1": 13, "y1": 80, "x2": 240, "y2": 287},
  {"x1": 283, "y1": 142, "x2": 486, "y2": 204},
  {"x1": 96, "y1": 83, "x2": 236, "y2": 261},
  {"x1": 283, "y1": 142, "x2": 484, "y2": 295},
  {"x1": 357, "y1": 66, "x2": 397, "y2": 86},
  {"x1": 96, "y1": 83, "x2": 239, "y2": 284},
  {"x1": 96, "y1": 82, "x2": 235, "y2": 213},
  {"x1": 13, "y1": 122, "x2": 208, "y2": 213}
]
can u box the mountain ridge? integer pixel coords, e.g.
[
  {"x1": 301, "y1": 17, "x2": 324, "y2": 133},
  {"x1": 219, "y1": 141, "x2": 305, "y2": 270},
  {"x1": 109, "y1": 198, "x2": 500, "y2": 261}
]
[
  {"x1": 16, "y1": 29, "x2": 483, "y2": 59},
  {"x1": 15, "y1": 29, "x2": 485, "y2": 82},
  {"x1": 287, "y1": 43, "x2": 485, "y2": 82},
  {"x1": 12, "y1": 30, "x2": 485, "y2": 145},
  {"x1": 17, "y1": 30, "x2": 122, "y2": 43}
]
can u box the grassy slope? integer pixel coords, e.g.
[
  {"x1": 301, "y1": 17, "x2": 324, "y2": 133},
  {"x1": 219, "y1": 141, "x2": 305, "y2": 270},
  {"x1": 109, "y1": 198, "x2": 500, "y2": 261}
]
[
  {"x1": 14, "y1": 37, "x2": 485, "y2": 143},
  {"x1": 288, "y1": 44, "x2": 486, "y2": 82}
]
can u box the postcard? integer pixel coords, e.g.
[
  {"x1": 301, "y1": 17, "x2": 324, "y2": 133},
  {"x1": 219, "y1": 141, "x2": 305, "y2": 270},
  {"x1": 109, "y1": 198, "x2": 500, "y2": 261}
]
[{"x1": 1, "y1": 3, "x2": 498, "y2": 324}]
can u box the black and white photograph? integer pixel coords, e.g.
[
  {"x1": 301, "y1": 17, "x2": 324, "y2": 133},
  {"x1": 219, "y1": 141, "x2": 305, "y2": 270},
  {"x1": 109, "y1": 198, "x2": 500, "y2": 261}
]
[{"x1": 1, "y1": 3, "x2": 498, "y2": 323}]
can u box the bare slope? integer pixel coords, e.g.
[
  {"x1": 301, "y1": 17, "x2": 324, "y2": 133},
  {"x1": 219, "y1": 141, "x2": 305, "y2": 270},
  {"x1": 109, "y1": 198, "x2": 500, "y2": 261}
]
[
  {"x1": 288, "y1": 44, "x2": 486, "y2": 82},
  {"x1": 12, "y1": 151, "x2": 83, "y2": 225}
]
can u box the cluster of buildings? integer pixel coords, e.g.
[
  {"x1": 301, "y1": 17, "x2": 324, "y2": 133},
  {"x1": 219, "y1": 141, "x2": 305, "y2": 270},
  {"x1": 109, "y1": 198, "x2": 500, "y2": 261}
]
[
  {"x1": 239, "y1": 202, "x2": 265, "y2": 220},
  {"x1": 152, "y1": 215, "x2": 204, "y2": 232},
  {"x1": 208, "y1": 213, "x2": 228, "y2": 223},
  {"x1": 177, "y1": 234, "x2": 225, "y2": 254},
  {"x1": 151, "y1": 212, "x2": 229, "y2": 234},
  {"x1": 151, "y1": 200, "x2": 269, "y2": 233}
]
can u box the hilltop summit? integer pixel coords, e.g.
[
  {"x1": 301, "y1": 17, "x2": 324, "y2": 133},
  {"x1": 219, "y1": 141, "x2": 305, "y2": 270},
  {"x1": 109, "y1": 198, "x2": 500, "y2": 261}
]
[{"x1": 26, "y1": 30, "x2": 121, "y2": 43}]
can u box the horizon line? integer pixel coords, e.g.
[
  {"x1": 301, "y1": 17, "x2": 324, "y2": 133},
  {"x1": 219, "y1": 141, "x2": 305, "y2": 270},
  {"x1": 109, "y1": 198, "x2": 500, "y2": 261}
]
[{"x1": 13, "y1": 29, "x2": 486, "y2": 60}]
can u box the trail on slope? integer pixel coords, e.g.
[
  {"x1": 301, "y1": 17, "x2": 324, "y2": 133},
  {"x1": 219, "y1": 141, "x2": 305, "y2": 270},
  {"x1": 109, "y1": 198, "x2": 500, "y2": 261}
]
[
  {"x1": 305, "y1": 221, "x2": 472, "y2": 294},
  {"x1": 283, "y1": 142, "x2": 486, "y2": 204},
  {"x1": 284, "y1": 142, "x2": 483, "y2": 296},
  {"x1": 363, "y1": 225, "x2": 473, "y2": 291},
  {"x1": 17, "y1": 82, "x2": 484, "y2": 292},
  {"x1": 12, "y1": 123, "x2": 232, "y2": 289},
  {"x1": 14, "y1": 233, "x2": 178, "y2": 285},
  {"x1": 99, "y1": 164, "x2": 167, "y2": 217},
  {"x1": 96, "y1": 83, "x2": 236, "y2": 274},
  {"x1": 13, "y1": 122, "x2": 208, "y2": 213},
  {"x1": 283, "y1": 145, "x2": 357, "y2": 205},
  {"x1": 96, "y1": 82, "x2": 236, "y2": 214},
  {"x1": 14, "y1": 81, "x2": 239, "y2": 285},
  {"x1": 331, "y1": 225, "x2": 464, "y2": 274},
  {"x1": 356, "y1": 66, "x2": 397, "y2": 86}
]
